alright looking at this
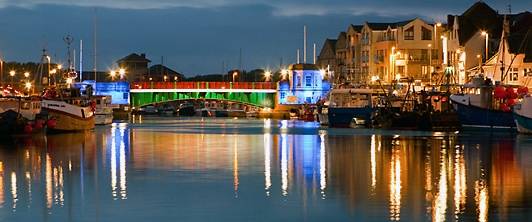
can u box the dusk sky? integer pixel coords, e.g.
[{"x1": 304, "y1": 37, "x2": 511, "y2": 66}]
[{"x1": 0, "y1": 0, "x2": 529, "y2": 76}]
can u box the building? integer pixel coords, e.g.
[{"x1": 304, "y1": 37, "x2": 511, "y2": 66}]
[
  {"x1": 278, "y1": 64, "x2": 331, "y2": 105},
  {"x1": 316, "y1": 39, "x2": 337, "y2": 81},
  {"x1": 147, "y1": 64, "x2": 184, "y2": 82},
  {"x1": 482, "y1": 14, "x2": 532, "y2": 87},
  {"x1": 445, "y1": 2, "x2": 531, "y2": 84},
  {"x1": 116, "y1": 53, "x2": 151, "y2": 82},
  {"x1": 318, "y1": 18, "x2": 443, "y2": 84}
]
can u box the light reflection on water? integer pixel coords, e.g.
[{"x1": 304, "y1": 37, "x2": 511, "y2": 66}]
[{"x1": 0, "y1": 117, "x2": 530, "y2": 221}]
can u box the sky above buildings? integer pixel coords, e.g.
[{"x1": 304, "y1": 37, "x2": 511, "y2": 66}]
[{"x1": 0, "y1": 0, "x2": 530, "y2": 76}]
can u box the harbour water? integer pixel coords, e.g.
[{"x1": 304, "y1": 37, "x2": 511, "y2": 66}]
[{"x1": 0, "y1": 117, "x2": 531, "y2": 221}]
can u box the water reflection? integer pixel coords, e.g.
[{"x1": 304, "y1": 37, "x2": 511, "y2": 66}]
[{"x1": 0, "y1": 119, "x2": 529, "y2": 221}]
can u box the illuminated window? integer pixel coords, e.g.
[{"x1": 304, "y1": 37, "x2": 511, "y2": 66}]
[{"x1": 510, "y1": 68, "x2": 519, "y2": 81}]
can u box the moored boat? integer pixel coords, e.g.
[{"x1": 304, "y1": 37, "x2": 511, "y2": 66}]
[
  {"x1": 328, "y1": 88, "x2": 388, "y2": 128},
  {"x1": 450, "y1": 75, "x2": 517, "y2": 129},
  {"x1": 94, "y1": 95, "x2": 114, "y2": 125},
  {"x1": 0, "y1": 96, "x2": 51, "y2": 135},
  {"x1": 513, "y1": 93, "x2": 532, "y2": 134},
  {"x1": 41, "y1": 87, "x2": 95, "y2": 132}
]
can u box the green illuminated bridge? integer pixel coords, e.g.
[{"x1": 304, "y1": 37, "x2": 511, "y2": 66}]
[{"x1": 130, "y1": 82, "x2": 277, "y2": 108}]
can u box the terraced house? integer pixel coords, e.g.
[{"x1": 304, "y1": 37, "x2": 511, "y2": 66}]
[{"x1": 318, "y1": 18, "x2": 443, "y2": 84}]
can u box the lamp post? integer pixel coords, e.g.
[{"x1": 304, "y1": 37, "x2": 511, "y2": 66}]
[
  {"x1": 46, "y1": 55, "x2": 51, "y2": 86},
  {"x1": 232, "y1": 71, "x2": 238, "y2": 82},
  {"x1": 481, "y1": 31, "x2": 489, "y2": 62},
  {"x1": 428, "y1": 44, "x2": 432, "y2": 85}
]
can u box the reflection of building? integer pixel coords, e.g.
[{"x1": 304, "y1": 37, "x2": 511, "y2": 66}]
[{"x1": 278, "y1": 64, "x2": 331, "y2": 105}]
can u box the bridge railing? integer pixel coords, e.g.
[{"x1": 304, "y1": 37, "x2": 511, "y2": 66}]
[{"x1": 131, "y1": 81, "x2": 276, "y2": 90}]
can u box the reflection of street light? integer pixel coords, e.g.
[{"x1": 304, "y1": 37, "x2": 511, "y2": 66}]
[{"x1": 481, "y1": 31, "x2": 488, "y2": 62}]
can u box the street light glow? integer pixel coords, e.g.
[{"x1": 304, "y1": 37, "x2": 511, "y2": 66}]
[
  {"x1": 110, "y1": 70, "x2": 117, "y2": 77},
  {"x1": 24, "y1": 72, "x2": 30, "y2": 78},
  {"x1": 25, "y1": 82, "x2": 32, "y2": 90},
  {"x1": 9, "y1": 70, "x2": 15, "y2": 76},
  {"x1": 119, "y1": 68, "x2": 126, "y2": 75},
  {"x1": 264, "y1": 71, "x2": 272, "y2": 81},
  {"x1": 57, "y1": 65, "x2": 62, "y2": 69},
  {"x1": 481, "y1": 31, "x2": 487, "y2": 36}
]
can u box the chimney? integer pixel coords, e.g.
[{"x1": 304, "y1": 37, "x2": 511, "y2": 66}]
[{"x1": 141, "y1": 53, "x2": 146, "y2": 58}]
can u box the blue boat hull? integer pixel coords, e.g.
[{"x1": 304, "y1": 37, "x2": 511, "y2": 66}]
[
  {"x1": 514, "y1": 113, "x2": 532, "y2": 134},
  {"x1": 453, "y1": 102, "x2": 515, "y2": 128},
  {"x1": 328, "y1": 107, "x2": 373, "y2": 128}
]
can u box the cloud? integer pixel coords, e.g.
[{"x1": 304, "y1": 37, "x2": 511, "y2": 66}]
[{"x1": 1, "y1": 0, "x2": 529, "y2": 20}]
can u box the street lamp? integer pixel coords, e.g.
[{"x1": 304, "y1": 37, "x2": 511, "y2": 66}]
[
  {"x1": 9, "y1": 70, "x2": 15, "y2": 85},
  {"x1": 24, "y1": 72, "x2": 30, "y2": 78},
  {"x1": 110, "y1": 70, "x2": 117, "y2": 81},
  {"x1": 264, "y1": 71, "x2": 272, "y2": 82},
  {"x1": 481, "y1": 31, "x2": 488, "y2": 62},
  {"x1": 119, "y1": 68, "x2": 126, "y2": 79},
  {"x1": 163, "y1": 75, "x2": 168, "y2": 81},
  {"x1": 174, "y1": 76, "x2": 178, "y2": 81},
  {"x1": 281, "y1": 69, "x2": 288, "y2": 80}
]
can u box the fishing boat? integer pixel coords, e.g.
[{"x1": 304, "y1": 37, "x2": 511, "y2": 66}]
[
  {"x1": 41, "y1": 87, "x2": 95, "y2": 132},
  {"x1": 513, "y1": 93, "x2": 532, "y2": 134},
  {"x1": 450, "y1": 75, "x2": 517, "y2": 129},
  {"x1": 94, "y1": 95, "x2": 113, "y2": 125},
  {"x1": 0, "y1": 96, "x2": 51, "y2": 135},
  {"x1": 328, "y1": 88, "x2": 389, "y2": 128}
]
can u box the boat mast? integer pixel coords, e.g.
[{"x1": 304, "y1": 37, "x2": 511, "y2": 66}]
[{"x1": 93, "y1": 8, "x2": 98, "y2": 82}]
